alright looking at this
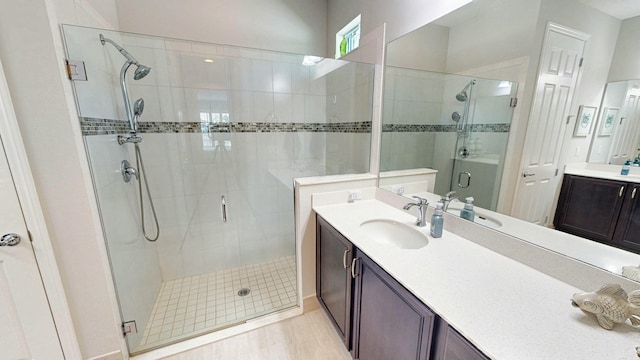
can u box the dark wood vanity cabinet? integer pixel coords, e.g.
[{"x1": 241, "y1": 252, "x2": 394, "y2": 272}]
[
  {"x1": 432, "y1": 321, "x2": 489, "y2": 360},
  {"x1": 316, "y1": 215, "x2": 354, "y2": 348},
  {"x1": 554, "y1": 175, "x2": 626, "y2": 242},
  {"x1": 351, "y1": 249, "x2": 435, "y2": 360},
  {"x1": 316, "y1": 215, "x2": 489, "y2": 360},
  {"x1": 554, "y1": 175, "x2": 640, "y2": 253},
  {"x1": 612, "y1": 183, "x2": 640, "y2": 252}
]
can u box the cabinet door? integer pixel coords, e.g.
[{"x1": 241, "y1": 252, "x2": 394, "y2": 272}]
[
  {"x1": 554, "y1": 175, "x2": 626, "y2": 242},
  {"x1": 433, "y1": 320, "x2": 489, "y2": 360},
  {"x1": 316, "y1": 215, "x2": 353, "y2": 348},
  {"x1": 351, "y1": 249, "x2": 435, "y2": 360},
  {"x1": 613, "y1": 184, "x2": 640, "y2": 253}
]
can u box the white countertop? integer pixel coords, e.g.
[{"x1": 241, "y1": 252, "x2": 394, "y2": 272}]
[
  {"x1": 565, "y1": 162, "x2": 640, "y2": 184},
  {"x1": 314, "y1": 199, "x2": 640, "y2": 360},
  {"x1": 403, "y1": 191, "x2": 640, "y2": 277}
]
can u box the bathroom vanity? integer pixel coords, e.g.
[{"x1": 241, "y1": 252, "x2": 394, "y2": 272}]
[
  {"x1": 313, "y1": 194, "x2": 640, "y2": 359},
  {"x1": 555, "y1": 165, "x2": 640, "y2": 253},
  {"x1": 316, "y1": 215, "x2": 486, "y2": 360}
]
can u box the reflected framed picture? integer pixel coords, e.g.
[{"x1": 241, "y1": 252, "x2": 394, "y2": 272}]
[
  {"x1": 573, "y1": 105, "x2": 597, "y2": 137},
  {"x1": 598, "y1": 107, "x2": 618, "y2": 136}
]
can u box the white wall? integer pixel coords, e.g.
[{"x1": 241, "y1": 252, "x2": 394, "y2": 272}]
[
  {"x1": 608, "y1": 16, "x2": 640, "y2": 82},
  {"x1": 444, "y1": 0, "x2": 540, "y2": 74},
  {"x1": 327, "y1": 0, "x2": 471, "y2": 55},
  {"x1": 115, "y1": 0, "x2": 328, "y2": 56},
  {"x1": 385, "y1": 23, "x2": 450, "y2": 71},
  {"x1": 0, "y1": 0, "x2": 125, "y2": 359}
]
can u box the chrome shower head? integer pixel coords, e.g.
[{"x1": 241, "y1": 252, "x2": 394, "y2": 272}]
[
  {"x1": 100, "y1": 34, "x2": 152, "y2": 80},
  {"x1": 455, "y1": 79, "x2": 476, "y2": 102},
  {"x1": 134, "y1": 64, "x2": 151, "y2": 80}
]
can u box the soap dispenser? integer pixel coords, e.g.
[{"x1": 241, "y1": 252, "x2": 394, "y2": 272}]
[
  {"x1": 460, "y1": 197, "x2": 475, "y2": 222},
  {"x1": 430, "y1": 202, "x2": 444, "y2": 238},
  {"x1": 622, "y1": 160, "x2": 631, "y2": 175}
]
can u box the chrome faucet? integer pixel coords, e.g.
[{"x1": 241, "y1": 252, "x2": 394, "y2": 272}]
[
  {"x1": 440, "y1": 191, "x2": 458, "y2": 211},
  {"x1": 403, "y1": 196, "x2": 429, "y2": 227}
]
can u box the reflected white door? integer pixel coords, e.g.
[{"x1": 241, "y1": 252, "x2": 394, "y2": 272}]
[
  {"x1": 512, "y1": 23, "x2": 588, "y2": 225},
  {"x1": 0, "y1": 111, "x2": 64, "y2": 358},
  {"x1": 609, "y1": 94, "x2": 640, "y2": 163}
]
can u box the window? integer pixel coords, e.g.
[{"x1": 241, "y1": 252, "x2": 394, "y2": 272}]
[
  {"x1": 200, "y1": 112, "x2": 229, "y2": 150},
  {"x1": 335, "y1": 14, "x2": 361, "y2": 59}
]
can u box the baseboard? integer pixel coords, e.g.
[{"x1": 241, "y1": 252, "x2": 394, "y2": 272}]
[
  {"x1": 87, "y1": 350, "x2": 123, "y2": 360},
  {"x1": 303, "y1": 294, "x2": 320, "y2": 313}
]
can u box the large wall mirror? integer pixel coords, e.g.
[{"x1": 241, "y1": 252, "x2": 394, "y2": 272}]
[{"x1": 379, "y1": 0, "x2": 640, "y2": 279}]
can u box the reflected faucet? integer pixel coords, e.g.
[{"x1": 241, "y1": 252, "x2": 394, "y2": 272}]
[
  {"x1": 403, "y1": 196, "x2": 429, "y2": 227},
  {"x1": 441, "y1": 191, "x2": 458, "y2": 211}
]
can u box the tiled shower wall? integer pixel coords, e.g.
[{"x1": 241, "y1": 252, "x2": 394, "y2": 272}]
[{"x1": 63, "y1": 25, "x2": 373, "y2": 350}]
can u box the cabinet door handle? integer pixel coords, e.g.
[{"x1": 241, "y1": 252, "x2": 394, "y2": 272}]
[
  {"x1": 633, "y1": 188, "x2": 637, "y2": 199},
  {"x1": 619, "y1": 186, "x2": 625, "y2": 197},
  {"x1": 351, "y1": 258, "x2": 359, "y2": 278},
  {"x1": 343, "y1": 249, "x2": 350, "y2": 269}
]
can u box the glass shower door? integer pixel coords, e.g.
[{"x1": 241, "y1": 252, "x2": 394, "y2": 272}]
[
  {"x1": 61, "y1": 24, "x2": 374, "y2": 354},
  {"x1": 449, "y1": 78, "x2": 518, "y2": 211}
]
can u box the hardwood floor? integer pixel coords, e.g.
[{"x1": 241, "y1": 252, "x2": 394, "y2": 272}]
[{"x1": 161, "y1": 309, "x2": 351, "y2": 359}]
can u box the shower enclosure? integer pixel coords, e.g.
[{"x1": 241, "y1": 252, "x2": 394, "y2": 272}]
[
  {"x1": 381, "y1": 69, "x2": 517, "y2": 210},
  {"x1": 62, "y1": 25, "x2": 373, "y2": 354}
]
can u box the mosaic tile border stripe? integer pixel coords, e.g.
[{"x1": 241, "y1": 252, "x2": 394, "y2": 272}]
[
  {"x1": 80, "y1": 117, "x2": 372, "y2": 136},
  {"x1": 382, "y1": 123, "x2": 511, "y2": 133}
]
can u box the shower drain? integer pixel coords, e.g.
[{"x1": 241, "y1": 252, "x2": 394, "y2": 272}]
[{"x1": 237, "y1": 288, "x2": 251, "y2": 297}]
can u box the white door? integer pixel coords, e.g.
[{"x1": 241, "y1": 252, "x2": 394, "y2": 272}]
[
  {"x1": 0, "y1": 103, "x2": 64, "y2": 359},
  {"x1": 511, "y1": 23, "x2": 588, "y2": 225}
]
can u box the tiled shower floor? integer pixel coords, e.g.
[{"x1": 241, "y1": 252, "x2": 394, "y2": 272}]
[{"x1": 135, "y1": 255, "x2": 297, "y2": 352}]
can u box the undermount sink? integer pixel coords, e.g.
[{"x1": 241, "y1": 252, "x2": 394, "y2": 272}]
[
  {"x1": 445, "y1": 207, "x2": 502, "y2": 229},
  {"x1": 360, "y1": 219, "x2": 429, "y2": 249}
]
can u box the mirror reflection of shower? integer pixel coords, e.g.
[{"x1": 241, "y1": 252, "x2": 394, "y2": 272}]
[
  {"x1": 100, "y1": 34, "x2": 160, "y2": 242},
  {"x1": 449, "y1": 78, "x2": 476, "y2": 195},
  {"x1": 454, "y1": 79, "x2": 476, "y2": 136}
]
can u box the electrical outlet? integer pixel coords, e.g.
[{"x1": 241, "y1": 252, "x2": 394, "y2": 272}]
[{"x1": 348, "y1": 191, "x2": 361, "y2": 203}]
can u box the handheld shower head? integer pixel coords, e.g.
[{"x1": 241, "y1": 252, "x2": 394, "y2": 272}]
[
  {"x1": 132, "y1": 98, "x2": 144, "y2": 132},
  {"x1": 133, "y1": 98, "x2": 145, "y2": 117}
]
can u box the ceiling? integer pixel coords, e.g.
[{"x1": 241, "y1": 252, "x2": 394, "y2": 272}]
[
  {"x1": 579, "y1": 0, "x2": 640, "y2": 19},
  {"x1": 435, "y1": 0, "x2": 640, "y2": 28}
]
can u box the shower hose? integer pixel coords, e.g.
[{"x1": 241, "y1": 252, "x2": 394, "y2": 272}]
[{"x1": 135, "y1": 143, "x2": 160, "y2": 242}]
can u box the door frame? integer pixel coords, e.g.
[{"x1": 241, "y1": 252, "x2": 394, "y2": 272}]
[{"x1": 0, "y1": 58, "x2": 82, "y2": 358}]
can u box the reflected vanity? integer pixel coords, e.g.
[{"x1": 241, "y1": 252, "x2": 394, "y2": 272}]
[{"x1": 377, "y1": 0, "x2": 640, "y2": 281}]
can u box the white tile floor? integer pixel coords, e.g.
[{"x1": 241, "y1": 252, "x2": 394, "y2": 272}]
[{"x1": 135, "y1": 255, "x2": 297, "y2": 352}]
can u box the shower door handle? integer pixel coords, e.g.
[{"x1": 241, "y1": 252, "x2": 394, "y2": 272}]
[
  {"x1": 457, "y1": 171, "x2": 471, "y2": 188},
  {"x1": 221, "y1": 196, "x2": 227, "y2": 222}
]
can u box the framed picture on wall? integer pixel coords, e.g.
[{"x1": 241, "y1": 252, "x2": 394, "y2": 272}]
[
  {"x1": 573, "y1": 105, "x2": 597, "y2": 137},
  {"x1": 598, "y1": 107, "x2": 618, "y2": 136}
]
